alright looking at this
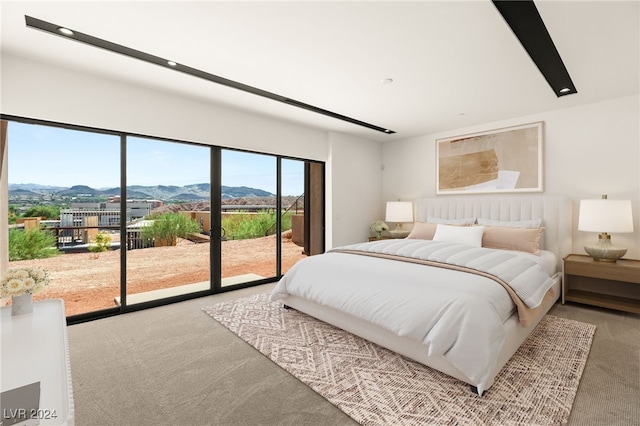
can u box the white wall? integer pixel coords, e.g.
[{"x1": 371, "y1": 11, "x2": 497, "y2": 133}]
[
  {"x1": 382, "y1": 94, "x2": 640, "y2": 259},
  {"x1": 327, "y1": 132, "x2": 383, "y2": 248},
  {"x1": 1, "y1": 54, "x2": 328, "y2": 161},
  {"x1": 1, "y1": 54, "x2": 382, "y2": 251}
]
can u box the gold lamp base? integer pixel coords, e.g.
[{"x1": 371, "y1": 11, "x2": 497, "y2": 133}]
[
  {"x1": 388, "y1": 223, "x2": 409, "y2": 239},
  {"x1": 584, "y1": 233, "x2": 627, "y2": 262}
]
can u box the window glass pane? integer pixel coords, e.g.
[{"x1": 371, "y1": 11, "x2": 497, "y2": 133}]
[
  {"x1": 5, "y1": 122, "x2": 120, "y2": 316},
  {"x1": 125, "y1": 136, "x2": 210, "y2": 304},
  {"x1": 221, "y1": 150, "x2": 277, "y2": 284},
  {"x1": 281, "y1": 158, "x2": 307, "y2": 273}
]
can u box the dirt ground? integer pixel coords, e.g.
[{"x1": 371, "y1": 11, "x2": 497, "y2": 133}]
[{"x1": 8, "y1": 233, "x2": 307, "y2": 316}]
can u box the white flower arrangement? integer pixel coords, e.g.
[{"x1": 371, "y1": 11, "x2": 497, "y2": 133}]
[
  {"x1": 1, "y1": 267, "x2": 50, "y2": 298},
  {"x1": 370, "y1": 220, "x2": 389, "y2": 236}
]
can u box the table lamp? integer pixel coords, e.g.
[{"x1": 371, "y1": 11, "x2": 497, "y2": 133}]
[
  {"x1": 578, "y1": 195, "x2": 634, "y2": 262},
  {"x1": 385, "y1": 201, "x2": 413, "y2": 238}
]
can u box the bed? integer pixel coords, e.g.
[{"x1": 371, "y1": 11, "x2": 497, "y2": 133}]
[{"x1": 270, "y1": 195, "x2": 572, "y2": 395}]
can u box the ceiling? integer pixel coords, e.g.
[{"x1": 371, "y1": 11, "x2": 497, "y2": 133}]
[{"x1": 1, "y1": 1, "x2": 639, "y2": 142}]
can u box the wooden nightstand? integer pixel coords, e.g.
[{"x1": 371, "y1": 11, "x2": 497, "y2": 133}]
[
  {"x1": 368, "y1": 236, "x2": 394, "y2": 242},
  {"x1": 562, "y1": 254, "x2": 640, "y2": 314}
]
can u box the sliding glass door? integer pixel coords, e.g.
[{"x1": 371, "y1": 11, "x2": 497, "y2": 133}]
[
  {"x1": 124, "y1": 136, "x2": 211, "y2": 305},
  {"x1": 220, "y1": 150, "x2": 278, "y2": 285},
  {"x1": 219, "y1": 152, "x2": 310, "y2": 286},
  {"x1": 3, "y1": 121, "x2": 121, "y2": 317},
  {"x1": 2, "y1": 116, "x2": 323, "y2": 321}
]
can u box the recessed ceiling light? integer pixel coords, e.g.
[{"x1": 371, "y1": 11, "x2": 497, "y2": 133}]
[
  {"x1": 25, "y1": 15, "x2": 396, "y2": 135},
  {"x1": 58, "y1": 27, "x2": 74, "y2": 36},
  {"x1": 493, "y1": 1, "x2": 577, "y2": 97},
  {"x1": 167, "y1": 60, "x2": 177, "y2": 67},
  {"x1": 381, "y1": 78, "x2": 394, "y2": 84}
]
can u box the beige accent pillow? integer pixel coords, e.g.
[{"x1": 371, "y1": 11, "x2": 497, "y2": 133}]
[
  {"x1": 477, "y1": 218, "x2": 542, "y2": 228},
  {"x1": 406, "y1": 222, "x2": 438, "y2": 240},
  {"x1": 482, "y1": 226, "x2": 544, "y2": 254}
]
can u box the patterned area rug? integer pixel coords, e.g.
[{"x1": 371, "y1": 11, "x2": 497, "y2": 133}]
[{"x1": 202, "y1": 293, "x2": 595, "y2": 426}]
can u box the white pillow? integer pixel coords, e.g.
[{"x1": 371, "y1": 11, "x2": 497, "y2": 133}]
[
  {"x1": 432, "y1": 224, "x2": 485, "y2": 247},
  {"x1": 426, "y1": 216, "x2": 476, "y2": 226}
]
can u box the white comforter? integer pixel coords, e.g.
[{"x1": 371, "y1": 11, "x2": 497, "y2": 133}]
[{"x1": 270, "y1": 239, "x2": 555, "y2": 391}]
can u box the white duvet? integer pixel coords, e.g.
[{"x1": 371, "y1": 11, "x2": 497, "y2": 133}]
[{"x1": 270, "y1": 239, "x2": 556, "y2": 390}]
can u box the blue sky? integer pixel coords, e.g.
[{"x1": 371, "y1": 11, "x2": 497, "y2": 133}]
[{"x1": 7, "y1": 122, "x2": 304, "y2": 196}]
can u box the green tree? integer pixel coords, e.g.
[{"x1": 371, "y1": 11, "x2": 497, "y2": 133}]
[
  {"x1": 8, "y1": 205, "x2": 20, "y2": 224},
  {"x1": 22, "y1": 205, "x2": 61, "y2": 220},
  {"x1": 8, "y1": 228, "x2": 60, "y2": 261}
]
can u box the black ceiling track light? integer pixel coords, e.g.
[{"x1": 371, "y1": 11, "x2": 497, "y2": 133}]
[
  {"x1": 25, "y1": 16, "x2": 395, "y2": 135},
  {"x1": 492, "y1": 0, "x2": 577, "y2": 97}
]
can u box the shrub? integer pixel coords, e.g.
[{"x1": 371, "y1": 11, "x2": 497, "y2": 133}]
[
  {"x1": 281, "y1": 211, "x2": 293, "y2": 232},
  {"x1": 222, "y1": 212, "x2": 293, "y2": 240},
  {"x1": 8, "y1": 228, "x2": 60, "y2": 261},
  {"x1": 88, "y1": 232, "x2": 112, "y2": 254},
  {"x1": 141, "y1": 212, "x2": 200, "y2": 246}
]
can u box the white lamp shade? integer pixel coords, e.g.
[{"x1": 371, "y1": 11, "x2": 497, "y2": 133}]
[
  {"x1": 385, "y1": 201, "x2": 414, "y2": 223},
  {"x1": 578, "y1": 199, "x2": 634, "y2": 233}
]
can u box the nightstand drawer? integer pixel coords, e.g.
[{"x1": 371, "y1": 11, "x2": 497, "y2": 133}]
[{"x1": 564, "y1": 255, "x2": 640, "y2": 284}]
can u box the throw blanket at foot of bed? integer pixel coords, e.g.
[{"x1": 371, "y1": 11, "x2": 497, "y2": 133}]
[{"x1": 271, "y1": 239, "x2": 558, "y2": 393}]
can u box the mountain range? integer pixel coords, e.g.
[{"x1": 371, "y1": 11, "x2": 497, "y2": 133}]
[{"x1": 8, "y1": 183, "x2": 275, "y2": 200}]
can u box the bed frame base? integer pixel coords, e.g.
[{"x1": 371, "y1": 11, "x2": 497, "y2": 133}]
[{"x1": 279, "y1": 275, "x2": 560, "y2": 395}]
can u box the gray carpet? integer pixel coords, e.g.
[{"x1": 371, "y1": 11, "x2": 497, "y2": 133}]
[
  {"x1": 67, "y1": 284, "x2": 640, "y2": 426},
  {"x1": 203, "y1": 293, "x2": 595, "y2": 425}
]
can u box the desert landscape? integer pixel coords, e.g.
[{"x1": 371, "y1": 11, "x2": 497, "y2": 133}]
[{"x1": 8, "y1": 233, "x2": 306, "y2": 316}]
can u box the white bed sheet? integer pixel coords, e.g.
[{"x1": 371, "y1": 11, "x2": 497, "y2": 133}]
[{"x1": 507, "y1": 248, "x2": 557, "y2": 277}]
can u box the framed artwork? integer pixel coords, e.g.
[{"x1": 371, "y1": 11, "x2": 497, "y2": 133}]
[{"x1": 436, "y1": 121, "x2": 543, "y2": 195}]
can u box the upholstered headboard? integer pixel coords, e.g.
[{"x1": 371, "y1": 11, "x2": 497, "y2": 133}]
[{"x1": 413, "y1": 195, "x2": 572, "y2": 270}]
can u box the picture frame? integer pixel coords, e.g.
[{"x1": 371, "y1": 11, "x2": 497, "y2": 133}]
[{"x1": 436, "y1": 121, "x2": 543, "y2": 195}]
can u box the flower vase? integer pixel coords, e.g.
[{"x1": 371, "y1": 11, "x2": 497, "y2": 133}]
[
  {"x1": 11, "y1": 293, "x2": 33, "y2": 316},
  {"x1": 376, "y1": 231, "x2": 382, "y2": 239}
]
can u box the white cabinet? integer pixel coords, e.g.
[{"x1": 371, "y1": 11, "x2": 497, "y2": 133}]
[{"x1": 1, "y1": 299, "x2": 74, "y2": 425}]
